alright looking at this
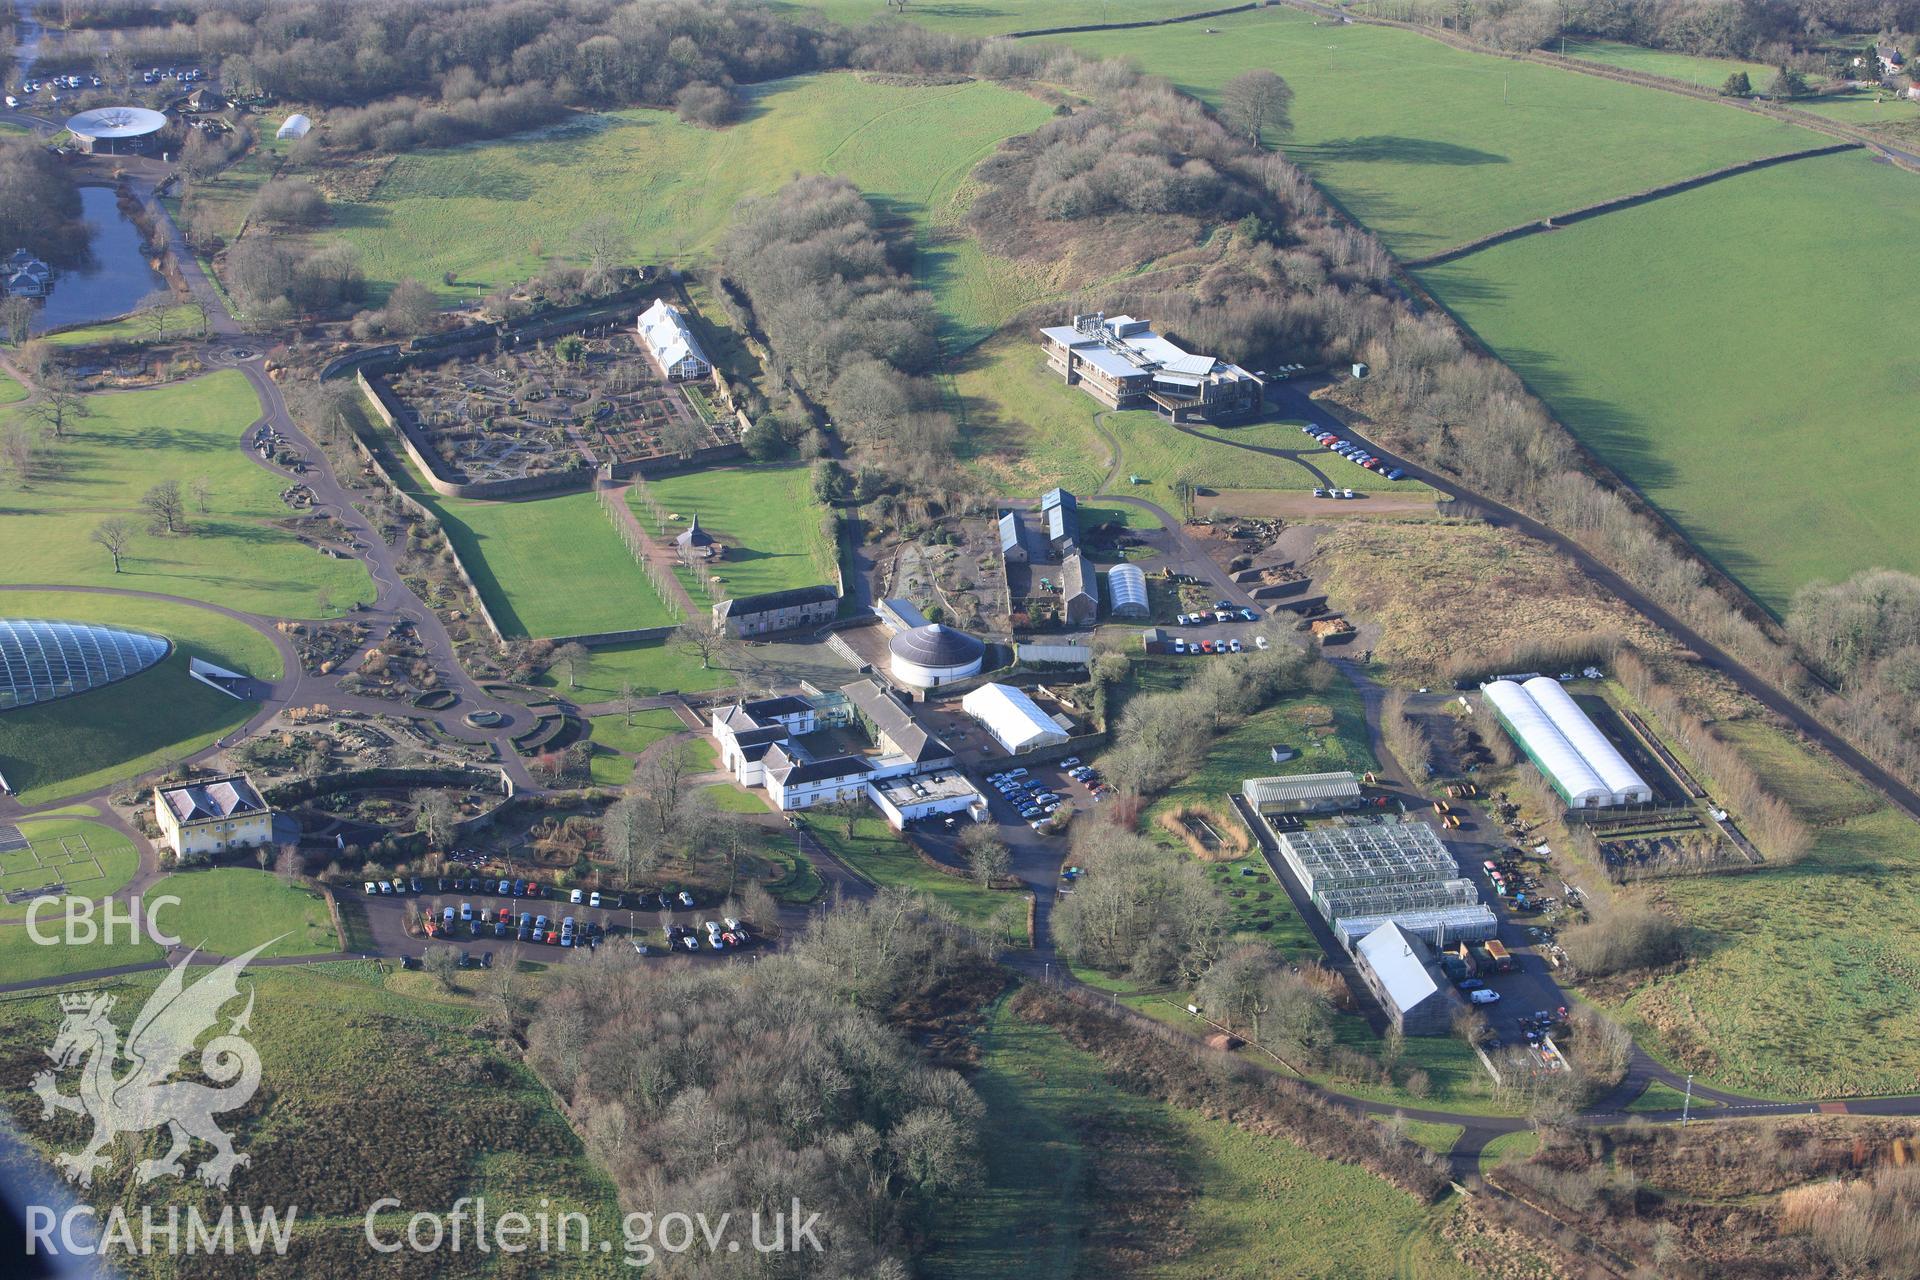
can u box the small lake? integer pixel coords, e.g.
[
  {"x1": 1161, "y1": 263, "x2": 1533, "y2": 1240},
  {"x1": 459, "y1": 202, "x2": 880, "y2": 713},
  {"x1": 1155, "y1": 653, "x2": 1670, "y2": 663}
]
[{"x1": 31, "y1": 185, "x2": 167, "y2": 335}]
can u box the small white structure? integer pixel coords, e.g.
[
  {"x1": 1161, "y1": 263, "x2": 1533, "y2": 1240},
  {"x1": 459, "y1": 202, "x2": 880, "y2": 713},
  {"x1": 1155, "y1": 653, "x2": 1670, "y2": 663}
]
[
  {"x1": 889, "y1": 622, "x2": 985, "y2": 690},
  {"x1": 868, "y1": 772, "x2": 984, "y2": 831},
  {"x1": 275, "y1": 113, "x2": 312, "y2": 140},
  {"x1": 962, "y1": 682, "x2": 1069, "y2": 755},
  {"x1": 1105, "y1": 563, "x2": 1149, "y2": 619},
  {"x1": 637, "y1": 298, "x2": 711, "y2": 381}
]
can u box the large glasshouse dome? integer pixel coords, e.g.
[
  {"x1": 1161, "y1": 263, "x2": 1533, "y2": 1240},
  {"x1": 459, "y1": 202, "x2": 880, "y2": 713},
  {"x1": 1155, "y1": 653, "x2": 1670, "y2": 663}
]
[{"x1": 0, "y1": 619, "x2": 172, "y2": 712}]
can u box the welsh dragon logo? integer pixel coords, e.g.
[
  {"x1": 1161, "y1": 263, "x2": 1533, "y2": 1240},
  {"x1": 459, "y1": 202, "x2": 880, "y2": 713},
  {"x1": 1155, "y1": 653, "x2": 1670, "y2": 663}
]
[{"x1": 31, "y1": 940, "x2": 274, "y2": 1189}]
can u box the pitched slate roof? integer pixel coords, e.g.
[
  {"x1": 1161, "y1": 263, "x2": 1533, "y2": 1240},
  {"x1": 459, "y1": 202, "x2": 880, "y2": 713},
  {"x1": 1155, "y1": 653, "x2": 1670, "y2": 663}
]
[
  {"x1": 842, "y1": 678, "x2": 951, "y2": 763},
  {"x1": 159, "y1": 774, "x2": 266, "y2": 824}
]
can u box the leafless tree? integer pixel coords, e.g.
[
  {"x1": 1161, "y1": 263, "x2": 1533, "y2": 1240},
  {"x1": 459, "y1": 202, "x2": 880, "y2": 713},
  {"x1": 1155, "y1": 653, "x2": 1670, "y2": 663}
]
[
  {"x1": 412, "y1": 788, "x2": 460, "y2": 850},
  {"x1": 550, "y1": 641, "x2": 592, "y2": 689},
  {"x1": 88, "y1": 518, "x2": 133, "y2": 573},
  {"x1": 142, "y1": 479, "x2": 186, "y2": 534},
  {"x1": 1221, "y1": 69, "x2": 1295, "y2": 146},
  {"x1": 137, "y1": 289, "x2": 177, "y2": 343},
  {"x1": 959, "y1": 825, "x2": 1009, "y2": 887},
  {"x1": 23, "y1": 376, "x2": 87, "y2": 441},
  {"x1": 190, "y1": 476, "x2": 213, "y2": 515},
  {"x1": 0, "y1": 296, "x2": 33, "y2": 345},
  {"x1": 673, "y1": 620, "x2": 728, "y2": 671}
]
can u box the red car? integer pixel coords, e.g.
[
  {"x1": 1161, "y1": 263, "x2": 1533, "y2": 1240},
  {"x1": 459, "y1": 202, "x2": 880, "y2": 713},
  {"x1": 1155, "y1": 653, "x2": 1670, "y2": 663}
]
[
  {"x1": 544, "y1": 931, "x2": 559, "y2": 945},
  {"x1": 526, "y1": 882, "x2": 542, "y2": 898},
  {"x1": 496, "y1": 907, "x2": 512, "y2": 924}
]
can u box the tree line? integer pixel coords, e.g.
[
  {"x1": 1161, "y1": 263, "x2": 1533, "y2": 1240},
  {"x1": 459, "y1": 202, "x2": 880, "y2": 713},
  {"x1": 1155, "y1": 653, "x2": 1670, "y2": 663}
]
[{"x1": 526, "y1": 891, "x2": 993, "y2": 1277}]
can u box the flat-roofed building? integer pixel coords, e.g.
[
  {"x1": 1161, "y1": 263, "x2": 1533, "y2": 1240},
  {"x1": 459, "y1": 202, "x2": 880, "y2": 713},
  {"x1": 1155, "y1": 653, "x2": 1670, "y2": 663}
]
[
  {"x1": 869, "y1": 771, "x2": 984, "y2": 831},
  {"x1": 1241, "y1": 770, "x2": 1363, "y2": 815},
  {"x1": 1040, "y1": 313, "x2": 1264, "y2": 423},
  {"x1": 153, "y1": 774, "x2": 273, "y2": 860}
]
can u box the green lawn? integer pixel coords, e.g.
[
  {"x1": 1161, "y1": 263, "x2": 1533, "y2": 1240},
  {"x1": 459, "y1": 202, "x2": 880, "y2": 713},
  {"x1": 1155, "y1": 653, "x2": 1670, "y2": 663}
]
[
  {"x1": 408, "y1": 487, "x2": 675, "y2": 639},
  {"x1": 1605, "y1": 706, "x2": 1920, "y2": 1099},
  {"x1": 531, "y1": 638, "x2": 732, "y2": 700},
  {"x1": 0, "y1": 924, "x2": 164, "y2": 984},
  {"x1": 1555, "y1": 37, "x2": 1775, "y2": 91},
  {"x1": 926, "y1": 995, "x2": 1481, "y2": 1279},
  {"x1": 1797, "y1": 86, "x2": 1920, "y2": 134},
  {"x1": 0, "y1": 372, "x2": 372, "y2": 616},
  {"x1": 42, "y1": 304, "x2": 202, "y2": 348},
  {"x1": 1061, "y1": 5, "x2": 1822, "y2": 256},
  {"x1": 0, "y1": 963, "x2": 629, "y2": 1272},
  {"x1": 151, "y1": 867, "x2": 337, "y2": 959},
  {"x1": 807, "y1": 815, "x2": 1027, "y2": 942},
  {"x1": 1418, "y1": 148, "x2": 1920, "y2": 613},
  {"x1": 1478, "y1": 1129, "x2": 1539, "y2": 1178},
  {"x1": 0, "y1": 818, "x2": 139, "y2": 924},
  {"x1": 630, "y1": 465, "x2": 836, "y2": 601},
  {"x1": 1625, "y1": 1081, "x2": 1718, "y2": 1113},
  {"x1": 585, "y1": 708, "x2": 686, "y2": 756},
  {"x1": 0, "y1": 591, "x2": 283, "y2": 805},
  {"x1": 586, "y1": 746, "x2": 635, "y2": 786},
  {"x1": 323, "y1": 73, "x2": 1051, "y2": 338},
  {"x1": 701, "y1": 782, "x2": 769, "y2": 814}
]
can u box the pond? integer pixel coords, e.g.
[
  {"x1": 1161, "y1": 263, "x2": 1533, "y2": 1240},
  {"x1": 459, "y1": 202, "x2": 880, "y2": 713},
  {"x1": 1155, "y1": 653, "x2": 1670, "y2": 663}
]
[{"x1": 31, "y1": 185, "x2": 167, "y2": 334}]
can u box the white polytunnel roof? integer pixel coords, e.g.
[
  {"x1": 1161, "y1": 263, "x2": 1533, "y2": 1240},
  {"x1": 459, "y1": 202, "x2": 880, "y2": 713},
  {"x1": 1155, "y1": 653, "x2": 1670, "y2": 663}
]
[
  {"x1": 276, "y1": 113, "x2": 312, "y2": 140},
  {"x1": 1481, "y1": 679, "x2": 1611, "y2": 807},
  {"x1": 1106, "y1": 563, "x2": 1148, "y2": 613},
  {"x1": 961, "y1": 682, "x2": 1067, "y2": 753},
  {"x1": 1521, "y1": 677, "x2": 1652, "y2": 804}
]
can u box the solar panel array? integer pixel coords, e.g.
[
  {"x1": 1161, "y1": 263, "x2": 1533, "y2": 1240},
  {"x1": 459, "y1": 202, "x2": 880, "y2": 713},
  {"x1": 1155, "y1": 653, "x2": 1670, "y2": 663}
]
[{"x1": 0, "y1": 619, "x2": 171, "y2": 711}]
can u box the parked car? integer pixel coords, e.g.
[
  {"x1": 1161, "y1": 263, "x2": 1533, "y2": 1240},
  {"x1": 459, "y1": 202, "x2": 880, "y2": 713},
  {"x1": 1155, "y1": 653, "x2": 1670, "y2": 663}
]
[
  {"x1": 1255, "y1": 635, "x2": 1270, "y2": 650},
  {"x1": 570, "y1": 888, "x2": 584, "y2": 904},
  {"x1": 410, "y1": 877, "x2": 423, "y2": 894},
  {"x1": 1470, "y1": 989, "x2": 1502, "y2": 1005},
  {"x1": 364, "y1": 882, "x2": 378, "y2": 895},
  {"x1": 678, "y1": 891, "x2": 695, "y2": 908}
]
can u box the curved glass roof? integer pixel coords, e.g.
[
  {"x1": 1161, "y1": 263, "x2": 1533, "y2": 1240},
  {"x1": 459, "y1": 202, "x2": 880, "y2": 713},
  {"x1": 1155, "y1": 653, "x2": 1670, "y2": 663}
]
[{"x1": 0, "y1": 619, "x2": 171, "y2": 712}]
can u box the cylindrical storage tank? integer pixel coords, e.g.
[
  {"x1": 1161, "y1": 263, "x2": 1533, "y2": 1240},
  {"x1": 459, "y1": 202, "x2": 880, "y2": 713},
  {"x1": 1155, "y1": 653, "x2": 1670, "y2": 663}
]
[
  {"x1": 1480, "y1": 680, "x2": 1611, "y2": 807},
  {"x1": 1520, "y1": 677, "x2": 1651, "y2": 805},
  {"x1": 888, "y1": 624, "x2": 984, "y2": 689}
]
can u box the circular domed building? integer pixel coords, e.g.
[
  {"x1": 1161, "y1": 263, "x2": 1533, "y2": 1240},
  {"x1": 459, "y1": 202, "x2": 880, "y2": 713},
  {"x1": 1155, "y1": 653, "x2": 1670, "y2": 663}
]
[
  {"x1": 65, "y1": 106, "x2": 168, "y2": 156},
  {"x1": 889, "y1": 623, "x2": 984, "y2": 689}
]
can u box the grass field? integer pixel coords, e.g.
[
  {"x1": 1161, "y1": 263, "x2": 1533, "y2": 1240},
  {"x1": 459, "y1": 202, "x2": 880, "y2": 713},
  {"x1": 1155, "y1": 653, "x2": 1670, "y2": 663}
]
[
  {"x1": 0, "y1": 962, "x2": 628, "y2": 1274},
  {"x1": 156, "y1": 867, "x2": 338, "y2": 959},
  {"x1": 0, "y1": 924, "x2": 164, "y2": 983},
  {"x1": 1555, "y1": 37, "x2": 1775, "y2": 90},
  {"x1": 1417, "y1": 148, "x2": 1920, "y2": 612},
  {"x1": 0, "y1": 591, "x2": 283, "y2": 804},
  {"x1": 1603, "y1": 704, "x2": 1920, "y2": 1099},
  {"x1": 530, "y1": 637, "x2": 732, "y2": 700},
  {"x1": 585, "y1": 708, "x2": 685, "y2": 756},
  {"x1": 42, "y1": 304, "x2": 202, "y2": 348},
  {"x1": 0, "y1": 372, "x2": 372, "y2": 617},
  {"x1": 1061, "y1": 6, "x2": 1821, "y2": 256},
  {"x1": 403, "y1": 485, "x2": 674, "y2": 639},
  {"x1": 321, "y1": 74, "x2": 1050, "y2": 339},
  {"x1": 807, "y1": 815, "x2": 1027, "y2": 941},
  {"x1": 1626, "y1": 1081, "x2": 1718, "y2": 1112},
  {"x1": 630, "y1": 465, "x2": 836, "y2": 601},
  {"x1": 926, "y1": 995, "x2": 1482, "y2": 1279},
  {"x1": 0, "y1": 818, "x2": 138, "y2": 924},
  {"x1": 793, "y1": 0, "x2": 1210, "y2": 33},
  {"x1": 1479, "y1": 1129, "x2": 1540, "y2": 1177}
]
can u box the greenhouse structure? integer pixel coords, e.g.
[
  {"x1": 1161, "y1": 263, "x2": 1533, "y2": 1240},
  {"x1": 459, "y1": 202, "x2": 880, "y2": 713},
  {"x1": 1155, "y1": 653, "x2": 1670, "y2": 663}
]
[
  {"x1": 1272, "y1": 821, "x2": 1496, "y2": 947},
  {"x1": 1480, "y1": 678, "x2": 1651, "y2": 808}
]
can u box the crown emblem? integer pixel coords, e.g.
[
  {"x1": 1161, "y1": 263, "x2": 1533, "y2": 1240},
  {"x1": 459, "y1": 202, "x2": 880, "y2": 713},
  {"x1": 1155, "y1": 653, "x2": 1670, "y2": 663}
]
[{"x1": 59, "y1": 992, "x2": 107, "y2": 1013}]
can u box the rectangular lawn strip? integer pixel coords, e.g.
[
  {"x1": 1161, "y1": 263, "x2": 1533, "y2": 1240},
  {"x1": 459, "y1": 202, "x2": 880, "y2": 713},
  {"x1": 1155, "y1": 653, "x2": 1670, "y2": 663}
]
[
  {"x1": 43, "y1": 304, "x2": 202, "y2": 348},
  {"x1": 0, "y1": 927, "x2": 165, "y2": 983},
  {"x1": 325, "y1": 73, "x2": 1051, "y2": 333},
  {"x1": 0, "y1": 818, "x2": 138, "y2": 924},
  {"x1": 585, "y1": 708, "x2": 685, "y2": 757},
  {"x1": 1606, "y1": 709, "x2": 1920, "y2": 1098},
  {"x1": 531, "y1": 638, "x2": 732, "y2": 701},
  {"x1": 1417, "y1": 148, "x2": 1920, "y2": 613},
  {"x1": 700, "y1": 782, "x2": 770, "y2": 815},
  {"x1": 1626, "y1": 1081, "x2": 1718, "y2": 1112},
  {"x1": 587, "y1": 747, "x2": 636, "y2": 786},
  {"x1": 1555, "y1": 37, "x2": 1775, "y2": 90},
  {"x1": 153, "y1": 867, "x2": 338, "y2": 959},
  {"x1": 805, "y1": 815, "x2": 1026, "y2": 942},
  {"x1": 628, "y1": 465, "x2": 836, "y2": 601},
  {"x1": 1061, "y1": 6, "x2": 1822, "y2": 256},
  {"x1": 925, "y1": 995, "x2": 1475, "y2": 1279},
  {"x1": 0, "y1": 371, "x2": 372, "y2": 617}
]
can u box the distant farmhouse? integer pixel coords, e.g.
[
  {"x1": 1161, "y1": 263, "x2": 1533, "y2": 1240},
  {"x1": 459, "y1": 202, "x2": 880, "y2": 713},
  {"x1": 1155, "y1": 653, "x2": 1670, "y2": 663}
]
[
  {"x1": 153, "y1": 774, "x2": 273, "y2": 860},
  {"x1": 637, "y1": 298, "x2": 712, "y2": 381},
  {"x1": 1041, "y1": 312, "x2": 1264, "y2": 423},
  {"x1": 3, "y1": 249, "x2": 51, "y2": 299},
  {"x1": 1877, "y1": 42, "x2": 1906, "y2": 77}
]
